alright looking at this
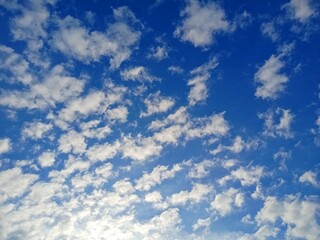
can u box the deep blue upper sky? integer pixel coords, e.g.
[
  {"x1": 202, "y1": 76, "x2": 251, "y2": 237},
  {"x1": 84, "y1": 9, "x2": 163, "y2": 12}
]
[{"x1": 0, "y1": 0, "x2": 319, "y2": 239}]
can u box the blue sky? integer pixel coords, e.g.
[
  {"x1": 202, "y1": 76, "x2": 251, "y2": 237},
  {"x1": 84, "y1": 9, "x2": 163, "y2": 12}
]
[{"x1": 0, "y1": 0, "x2": 319, "y2": 239}]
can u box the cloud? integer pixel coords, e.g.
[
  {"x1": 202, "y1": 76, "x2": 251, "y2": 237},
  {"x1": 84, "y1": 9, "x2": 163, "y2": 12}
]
[
  {"x1": 169, "y1": 183, "x2": 212, "y2": 206},
  {"x1": 168, "y1": 65, "x2": 184, "y2": 74},
  {"x1": 219, "y1": 165, "x2": 265, "y2": 187},
  {"x1": 211, "y1": 136, "x2": 262, "y2": 155},
  {"x1": 254, "y1": 54, "x2": 289, "y2": 100},
  {"x1": 0, "y1": 167, "x2": 38, "y2": 203},
  {"x1": 120, "y1": 66, "x2": 160, "y2": 82},
  {"x1": 0, "y1": 45, "x2": 34, "y2": 85},
  {"x1": 0, "y1": 65, "x2": 85, "y2": 110},
  {"x1": 0, "y1": 138, "x2": 11, "y2": 154},
  {"x1": 80, "y1": 120, "x2": 112, "y2": 139},
  {"x1": 188, "y1": 159, "x2": 215, "y2": 179},
  {"x1": 188, "y1": 57, "x2": 219, "y2": 106},
  {"x1": 86, "y1": 141, "x2": 120, "y2": 162},
  {"x1": 256, "y1": 195, "x2": 320, "y2": 240},
  {"x1": 52, "y1": 7, "x2": 141, "y2": 68},
  {"x1": 175, "y1": 0, "x2": 230, "y2": 47},
  {"x1": 299, "y1": 170, "x2": 319, "y2": 188},
  {"x1": 210, "y1": 188, "x2": 244, "y2": 216},
  {"x1": 192, "y1": 217, "x2": 211, "y2": 231},
  {"x1": 121, "y1": 135, "x2": 163, "y2": 162},
  {"x1": 258, "y1": 108, "x2": 294, "y2": 139},
  {"x1": 147, "y1": 40, "x2": 169, "y2": 61},
  {"x1": 283, "y1": 0, "x2": 315, "y2": 23},
  {"x1": 260, "y1": 21, "x2": 280, "y2": 42},
  {"x1": 135, "y1": 164, "x2": 183, "y2": 191},
  {"x1": 22, "y1": 121, "x2": 53, "y2": 140},
  {"x1": 141, "y1": 91, "x2": 175, "y2": 117},
  {"x1": 38, "y1": 151, "x2": 55, "y2": 168},
  {"x1": 58, "y1": 130, "x2": 87, "y2": 154}
]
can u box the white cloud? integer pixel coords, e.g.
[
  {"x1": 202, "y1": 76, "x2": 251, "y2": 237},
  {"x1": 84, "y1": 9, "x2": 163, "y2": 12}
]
[
  {"x1": 57, "y1": 91, "x2": 106, "y2": 123},
  {"x1": 0, "y1": 65, "x2": 85, "y2": 110},
  {"x1": 168, "y1": 65, "x2": 184, "y2": 74},
  {"x1": 169, "y1": 183, "x2": 212, "y2": 206},
  {"x1": 254, "y1": 225, "x2": 280, "y2": 240},
  {"x1": 188, "y1": 57, "x2": 219, "y2": 106},
  {"x1": 187, "y1": 112, "x2": 230, "y2": 139},
  {"x1": 175, "y1": 0, "x2": 230, "y2": 47},
  {"x1": 219, "y1": 165, "x2": 265, "y2": 187},
  {"x1": 10, "y1": 0, "x2": 54, "y2": 52},
  {"x1": 299, "y1": 170, "x2": 319, "y2": 187},
  {"x1": 148, "y1": 106, "x2": 189, "y2": 131},
  {"x1": 0, "y1": 45, "x2": 34, "y2": 85},
  {"x1": 58, "y1": 130, "x2": 87, "y2": 154},
  {"x1": 188, "y1": 159, "x2": 215, "y2": 179},
  {"x1": 153, "y1": 124, "x2": 185, "y2": 144},
  {"x1": 0, "y1": 167, "x2": 38, "y2": 203},
  {"x1": 283, "y1": 0, "x2": 315, "y2": 23},
  {"x1": 141, "y1": 91, "x2": 175, "y2": 117},
  {"x1": 259, "y1": 108, "x2": 294, "y2": 139},
  {"x1": 256, "y1": 195, "x2": 320, "y2": 240},
  {"x1": 254, "y1": 54, "x2": 289, "y2": 100},
  {"x1": 106, "y1": 106, "x2": 129, "y2": 123},
  {"x1": 120, "y1": 66, "x2": 160, "y2": 82},
  {"x1": 210, "y1": 188, "x2": 244, "y2": 216},
  {"x1": 148, "y1": 45, "x2": 169, "y2": 61},
  {"x1": 38, "y1": 151, "x2": 55, "y2": 168},
  {"x1": 211, "y1": 136, "x2": 261, "y2": 155},
  {"x1": 192, "y1": 217, "x2": 211, "y2": 231},
  {"x1": 0, "y1": 138, "x2": 11, "y2": 154},
  {"x1": 121, "y1": 135, "x2": 163, "y2": 162},
  {"x1": 86, "y1": 141, "x2": 120, "y2": 162},
  {"x1": 135, "y1": 164, "x2": 183, "y2": 191},
  {"x1": 52, "y1": 7, "x2": 141, "y2": 68},
  {"x1": 261, "y1": 21, "x2": 280, "y2": 42},
  {"x1": 22, "y1": 121, "x2": 53, "y2": 140},
  {"x1": 80, "y1": 120, "x2": 112, "y2": 139}
]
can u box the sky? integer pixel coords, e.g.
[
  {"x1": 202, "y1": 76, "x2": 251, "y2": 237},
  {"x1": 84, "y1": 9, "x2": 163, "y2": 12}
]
[{"x1": 0, "y1": 0, "x2": 320, "y2": 239}]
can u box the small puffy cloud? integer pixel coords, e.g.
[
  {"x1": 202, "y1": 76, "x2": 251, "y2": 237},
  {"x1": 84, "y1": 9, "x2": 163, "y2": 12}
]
[
  {"x1": 175, "y1": 0, "x2": 230, "y2": 47},
  {"x1": 52, "y1": 7, "x2": 141, "y2": 68},
  {"x1": 86, "y1": 141, "x2": 120, "y2": 162},
  {"x1": 169, "y1": 183, "x2": 212, "y2": 206},
  {"x1": 58, "y1": 130, "x2": 87, "y2": 154},
  {"x1": 0, "y1": 45, "x2": 34, "y2": 85},
  {"x1": 0, "y1": 138, "x2": 11, "y2": 154},
  {"x1": 219, "y1": 165, "x2": 265, "y2": 187},
  {"x1": 168, "y1": 65, "x2": 184, "y2": 74},
  {"x1": 188, "y1": 159, "x2": 215, "y2": 179},
  {"x1": 120, "y1": 66, "x2": 160, "y2": 82},
  {"x1": 211, "y1": 136, "x2": 261, "y2": 155},
  {"x1": 283, "y1": 0, "x2": 315, "y2": 23},
  {"x1": 148, "y1": 45, "x2": 169, "y2": 61},
  {"x1": 254, "y1": 54, "x2": 289, "y2": 100},
  {"x1": 261, "y1": 21, "x2": 280, "y2": 42},
  {"x1": 187, "y1": 112, "x2": 230, "y2": 139},
  {"x1": 141, "y1": 91, "x2": 175, "y2": 117},
  {"x1": 256, "y1": 195, "x2": 320, "y2": 240},
  {"x1": 80, "y1": 120, "x2": 112, "y2": 139},
  {"x1": 299, "y1": 170, "x2": 319, "y2": 188},
  {"x1": 0, "y1": 167, "x2": 38, "y2": 202},
  {"x1": 121, "y1": 135, "x2": 163, "y2": 162},
  {"x1": 38, "y1": 151, "x2": 55, "y2": 168},
  {"x1": 188, "y1": 57, "x2": 219, "y2": 106},
  {"x1": 135, "y1": 164, "x2": 183, "y2": 191},
  {"x1": 22, "y1": 121, "x2": 53, "y2": 140},
  {"x1": 210, "y1": 188, "x2": 244, "y2": 216},
  {"x1": 106, "y1": 106, "x2": 129, "y2": 123},
  {"x1": 9, "y1": 0, "x2": 54, "y2": 53},
  {"x1": 259, "y1": 108, "x2": 294, "y2": 139},
  {"x1": 192, "y1": 217, "x2": 211, "y2": 231}
]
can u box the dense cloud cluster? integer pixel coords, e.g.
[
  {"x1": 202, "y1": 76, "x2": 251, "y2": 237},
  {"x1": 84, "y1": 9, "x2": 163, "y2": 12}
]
[{"x1": 0, "y1": 0, "x2": 319, "y2": 239}]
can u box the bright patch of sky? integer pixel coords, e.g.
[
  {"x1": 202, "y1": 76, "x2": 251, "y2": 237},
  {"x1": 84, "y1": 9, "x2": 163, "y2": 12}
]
[{"x1": 0, "y1": 0, "x2": 319, "y2": 239}]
